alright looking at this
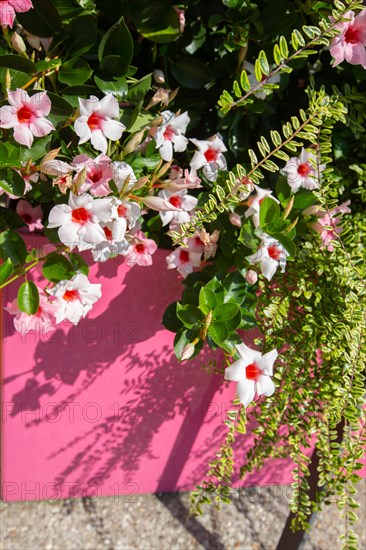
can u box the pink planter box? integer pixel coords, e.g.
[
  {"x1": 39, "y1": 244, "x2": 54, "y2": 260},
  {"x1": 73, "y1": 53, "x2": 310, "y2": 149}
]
[{"x1": 1, "y1": 235, "x2": 298, "y2": 502}]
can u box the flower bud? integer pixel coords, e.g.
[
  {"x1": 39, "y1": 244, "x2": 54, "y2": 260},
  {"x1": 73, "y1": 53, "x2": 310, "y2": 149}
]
[
  {"x1": 153, "y1": 70, "x2": 165, "y2": 84},
  {"x1": 11, "y1": 32, "x2": 26, "y2": 55},
  {"x1": 229, "y1": 212, "x2": 242, "y2": 227},
  {"x1": 245, "y1": 270, "x2": 258, "y2": 285},
  {"x1": 181, "y1": 343, "x2": 195, "y2": 361}
]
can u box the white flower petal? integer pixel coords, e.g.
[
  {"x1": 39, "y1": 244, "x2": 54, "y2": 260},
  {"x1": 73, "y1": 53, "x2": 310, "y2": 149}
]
[
  {"x1": 236, "y1": 379, "x2": 256, "y2": 407},
  {"x1": 236, "y1": 342, "x2": 261, "y2": 364},
  {"x1": 224, "y1": 358, "x2": 246, "y2": 382},
  {"x1": 90, "y1": 129, "x2": 108, "y2": 154},
  {"x1": 48, "y1": 204, "x2": 72, "y2": 228},
  {"x1": 257, "y1": 349, "x2": 278, "y2": 376},
  {"x1": 256, "y1": 375, "x2": 275, "y2": 397}
]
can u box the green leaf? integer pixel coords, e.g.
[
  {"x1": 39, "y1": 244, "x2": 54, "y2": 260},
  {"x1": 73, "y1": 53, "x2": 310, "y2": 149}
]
[
  {"x1": 279, "y1": 36, "x2": 289, "y2": 58},
  {"x1": 17, "y1": 281, "x2": 39, "y2": 315},
  {"x1": 213, "y1": 302, "x2": 239, "y2": 322},
  {"x1": 0, "y1": 258, "x2": 14, "y2": 285},
  {"x1": 42, "y1": 252, "x2": 75, "y2": 282},
  {"x1": 64, "y1": 15, "x2": 98, "y2": 56},
  {"x1": 272, "y1": 233, "x2": 296, "y2": 257},
  {"x1": 293, "y1": 191, "x2": 316, "y2": 210},
  {"x1": 163, "y1": 301, "x2": 182, "y2": 332},
  {"x1": 0, "y1": 55, "x2": 37, "y2": 74},
  {"x1": 170, "y1": 57, "x2": 212, "y2": 89},
  {"x1": 94, "y1": 75, "x2": 127, "y2": 100},
  {"x1": 258, "y1": 50, "x2": 269, "y2": 75},
  {"x1": 19, "y1": 134, "x2": 53, "y2": 163},
  {"x1": 0, "y1": 141, "x2": 22, "y2": 168},
  {"x1": 240, "y1": 70, "x2": 250, "y2": 92},
  {"x1": 0, "y1": 168, "x2": 25, "y2": 197},
  {"x1": 99, "y1": 55, "x2": 126, "y2": 78},
  {"x1": 208, "y1": 322, "x2": 229, "y2": 346},
  {"x1": 68, "y1": 252, "x2": 89, "y2": 275},
  {"x1": 17, "y1": 0, "x2": 62, "y2": 37},
  {"x1": 260, "y1": 197, "x2": 280, "y2": 227},
  {"x1": 126, "y1": 74, "x2": 152, "y2": 102},
  {"x1": 58, "y1": 58, "x2": 93, "y2": 86},
  {"x1": 98, "y1": 16, "x2": 133, "y2": 76},
  {"x1": 0, "y1": 231, "x2": 27, "y2": 265},
  {"x1": 176, "y1": 303, "x2": 204, "y2": 329},
  {"x1": 138, "y1": 8, "x2": 181, "y2": 43},
  {"x1": 199, "y1": 287, "x2": 217, "y2": 310},
  {"x1": 0, "y1": 206, "x2": 26, "y2": 230}
]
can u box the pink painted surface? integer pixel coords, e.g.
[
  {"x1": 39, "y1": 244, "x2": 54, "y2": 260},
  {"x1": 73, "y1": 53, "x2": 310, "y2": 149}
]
[{"x1": 1, "y1": 235, "x2": 300, "y2": 502}]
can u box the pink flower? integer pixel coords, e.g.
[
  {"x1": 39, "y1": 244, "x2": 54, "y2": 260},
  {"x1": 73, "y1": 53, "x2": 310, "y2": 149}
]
[
  {"x1": 0, "y1": 89, "x2": 54, "y2": 148},
  {"x1": 155, "y1": 110, "x2": 190, "y2": 161},
  {"x1": 166, "y1": 245, "x2": 202, "y2": 277},
  {"x1": 157, "y1": 189, "x2": 198, "y2": 227},
  {"x1": 5, "y1": 287, "x2": 57, "y2": 335},
  {"x1": 0, "y1": 0, "x2": 33, "y2": 27},
  {"x1": 164, "y1": 166, "x2": 202, "y2": 191},
  {"x1": 245, "y1": 270, "x2": 258, "y2": 285},
  {"x1": 247, "y1": 234, "x2": 289, "y2": 281},
  {"x1": 48, "y1": 273, "x2": 102, "y2": 325},
  {"x1": 124, "y1": 231, "x2": 157, "y2": 267},
  {"x1": 284, "y1": 148, "x2": 324, "y2": 193},
  {"x1": 74, "y1": 94, "x2": 125, "y2": 154},
  {"x1": 190, "y1": 135, "x2": 227, "y2": 181},
  {"x1": 225, "y1": 342, "x2": 278, "y2": 407},
  {"x1": 330, "y1": 10, "x2": 366, "y2": 69},
  {"x1": 310, "y1": 200, "x2": 351, "y2": 252},
  {"x1": 16, "y1": 200, "x2": 43, "y2": 232},
  {"x1": 229, "y1": 212, "x2": 242, "y2": 227},
  {"x1": 48, "y1": 193, "x2": 115, "y2": 251},
  {"x1": 72, "y1": 154, "x2": 113, "y2": 197},
  {"x1": 173, "y1": 6, "x2": 185, "y2": 33}
]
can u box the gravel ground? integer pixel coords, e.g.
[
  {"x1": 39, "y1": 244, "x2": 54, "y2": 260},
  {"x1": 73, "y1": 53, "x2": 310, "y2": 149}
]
[{"x1": 1, "y1": 482, "x2": 365, "y2": 550}]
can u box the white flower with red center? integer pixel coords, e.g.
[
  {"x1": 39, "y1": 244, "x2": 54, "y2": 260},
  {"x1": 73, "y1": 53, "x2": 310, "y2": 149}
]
[
  {"x1": 157, "y1": 189, "x2": 198, "y2": 227},
  {"x1": 124, "y1": 230, "x2": 158, "y2": 267},
  {"x1": 225, "y1": 342, "x2": 278, "y2": 407},
  {"x1": 310, "y1": 200, "x2": 351, "y2": 252},
  {"x1": 16, "y1": 200, "x2": 43, "y2": 232},
  {"x1": 74, "y1": 94, "x2": 125, "y2": 155},
  {"x1": 47, "y1": 193, "x2": 115, "y2": 251},
  {"x1": 284, "y1": 148, "x2": 324, "y2": 193},
  {"x1": 48, "y1": 274, "x2": 102, "y2": 325},
  {"x1": 330, "y1": 10, "x2": 366, "y2": 69},
  {"x1": 0, "y1": 89, "x2": 54, "y2": 148},
  {"x1": 92, "y1": 218, "x2": 129, "y2": 262},
  {"x1": 155, "y1": 110, "x2": 190, "y2": 161},
  {"x1": 247, "y1": 234, "x2": 289, "y2": 281},
  {"x1": 190, "y1": 135, "x2": 227, "y2": 182},
  {"x1": 110, "y1": 161, "x2": 137, "y2": 194},
  {"x1": 166, "y1": 245, "x2": 202, "y2": 277},
  {"x1": 245, "y1": 185, "x2": 279, "y2": 228},
  {"x1": 243, "y1": 61, "x2": 281, "y2": 100},
  {"x1": 0, "y1": 0, "x2": 33, "y2": 27},
  {"x1": 5, "y1": 287, "x2": 57, "y2": 335},
  {"x1": 72, "y1": 154, "x2": 113, "y2": 197},
  {"x1": 113, "y1": 198, "x2": 141, "y2": 230}
]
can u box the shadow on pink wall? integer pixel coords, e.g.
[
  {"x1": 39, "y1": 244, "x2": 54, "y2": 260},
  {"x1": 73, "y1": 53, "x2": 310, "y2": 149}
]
[{"x1": 1, "y1": 237, "x2": 295, "y2": 502}]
